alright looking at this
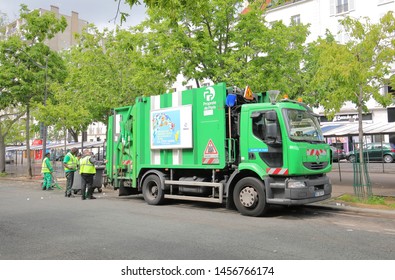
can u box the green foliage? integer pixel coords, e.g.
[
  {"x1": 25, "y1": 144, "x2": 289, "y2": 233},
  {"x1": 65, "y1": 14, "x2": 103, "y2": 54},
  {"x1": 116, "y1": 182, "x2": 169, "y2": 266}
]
[
  {"x1": 338, "y1": 194, "x2": 395, "y2": 208},
  {"x1": 305, "y1": 12, "x2": 395, "y2": 116},
  {"x1": 19, "y1": 4, "x2": 67, "y2": 43},
  {"x1": 135, "y1": 0, "x2": 309, "y2": 93},
  {"x1": 304, "y1": 12, "x2": 395, "y2": 192},
  {"x1": 42, "y1": 24, "x2": 173, "y2": 138},
  {"x1": 230, "y1": 3, "x2": 310, "y2": 95},
  {"x1": 0, "y1": 4, "x2": 69, "y2": 175},
  {"x1": 0, "y1": 106, "x2": 25, "y2": 143}
]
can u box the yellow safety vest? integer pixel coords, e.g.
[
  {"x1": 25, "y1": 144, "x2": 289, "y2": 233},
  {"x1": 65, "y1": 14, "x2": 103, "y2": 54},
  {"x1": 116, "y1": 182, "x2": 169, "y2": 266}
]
[
  {"x1": 64, "y1": 152, "x2": 78, "y2": 172},
  {"x1": 41, "y1": 158, "x2": 51, "y2": 173},
  {"x1": 79, "y1": 156, "x2": 96, "y2": 174}
]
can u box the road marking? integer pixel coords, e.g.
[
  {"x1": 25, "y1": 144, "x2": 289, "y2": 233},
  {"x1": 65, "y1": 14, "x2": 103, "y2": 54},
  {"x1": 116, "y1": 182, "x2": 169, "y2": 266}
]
[{"x1": 333, "y1": 222, "x2": 356, "y2": 227}]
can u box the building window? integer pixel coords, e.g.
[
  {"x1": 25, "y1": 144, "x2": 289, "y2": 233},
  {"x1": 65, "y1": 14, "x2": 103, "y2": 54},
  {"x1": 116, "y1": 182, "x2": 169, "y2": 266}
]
[
  {"x1": 330, "y1": 0, "x2": 355, "y2": 15},
  {"x1": 186, "y1": 85, "x2": 193, "y2": 90},
  {"x1": 383, "y1": 83, "x2": 395, "y2": 96},
  {"x1": 388, "y1": 85, "x2": 395, "y2": 96},
  {"x1": 337, "y1": 0, "x2": 349, "y2": 13},
  {"x1": 388, "y1": 107, "x2": 395, "y2": 122},
  {"x1": 291, "y1": 14, "x2": 301, "y2": 25}
]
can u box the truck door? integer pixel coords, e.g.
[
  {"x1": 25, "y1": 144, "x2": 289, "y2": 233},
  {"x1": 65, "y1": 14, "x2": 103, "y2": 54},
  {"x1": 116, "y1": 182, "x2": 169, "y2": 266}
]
[{"x1": 248, "y1": 110, "x2": 283, "y2": 168}]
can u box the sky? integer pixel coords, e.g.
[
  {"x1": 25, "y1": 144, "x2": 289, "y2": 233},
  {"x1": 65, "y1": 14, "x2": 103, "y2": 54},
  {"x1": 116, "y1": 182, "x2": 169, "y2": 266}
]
[{"x1": 0, "y1": 0, "x2": 147, "y2": 30}]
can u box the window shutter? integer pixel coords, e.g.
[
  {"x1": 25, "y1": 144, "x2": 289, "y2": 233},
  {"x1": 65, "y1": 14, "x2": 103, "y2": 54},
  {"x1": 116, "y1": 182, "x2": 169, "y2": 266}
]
[
  {"x1": 349, "y1": 0, "x2": 355, "y2": 11},
  {"x1": 330, "y1": 0, "x2": 335, "y2": 15}
]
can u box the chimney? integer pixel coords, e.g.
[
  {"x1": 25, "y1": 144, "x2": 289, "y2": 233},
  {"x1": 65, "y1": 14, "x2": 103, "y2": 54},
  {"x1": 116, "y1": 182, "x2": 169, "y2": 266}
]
[
  {"x1": 71, "y1": 11, "x2": 79, "y2": 46},
  {"x1": 50, "y1": 5, "x2": 59, "y2": 16}
]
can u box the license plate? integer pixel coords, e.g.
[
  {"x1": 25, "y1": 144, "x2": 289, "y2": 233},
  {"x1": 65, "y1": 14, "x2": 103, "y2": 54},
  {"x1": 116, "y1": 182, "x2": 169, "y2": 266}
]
[{"x1": 315, "y1": 190, "x2": 325, "y2": 197}]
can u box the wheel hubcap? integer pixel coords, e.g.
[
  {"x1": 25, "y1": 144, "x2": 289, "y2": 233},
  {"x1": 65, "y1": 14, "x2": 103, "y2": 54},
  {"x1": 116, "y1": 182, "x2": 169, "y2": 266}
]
[
  {"x1": 150, "y1": 185, "x2": 158, "y2": 197},
  {"x1": 239, "y1": 186, "x2": 258, "y2": 208}
]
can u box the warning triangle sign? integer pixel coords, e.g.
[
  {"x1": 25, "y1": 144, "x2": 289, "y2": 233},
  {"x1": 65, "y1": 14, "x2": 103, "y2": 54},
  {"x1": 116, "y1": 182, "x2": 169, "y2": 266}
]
[
  {"x1": 244, "y1": 85, "x2": 254, "y2": 100},
  {"x1": 204, "y1": 139, "x2": 218, "y2": 155}
]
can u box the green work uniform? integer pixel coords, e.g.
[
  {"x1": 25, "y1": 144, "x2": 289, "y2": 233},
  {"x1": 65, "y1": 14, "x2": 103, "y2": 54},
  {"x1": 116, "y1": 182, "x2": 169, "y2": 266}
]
[{"x1": 41, "y1": 157, "x2": 53, "y2": 190}]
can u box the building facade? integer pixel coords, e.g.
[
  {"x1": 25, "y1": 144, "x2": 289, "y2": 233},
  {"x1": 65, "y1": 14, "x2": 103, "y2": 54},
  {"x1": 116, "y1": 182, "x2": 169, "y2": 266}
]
[{"x1": 5, "y1": 5, "x2": 88, "y2": 52}]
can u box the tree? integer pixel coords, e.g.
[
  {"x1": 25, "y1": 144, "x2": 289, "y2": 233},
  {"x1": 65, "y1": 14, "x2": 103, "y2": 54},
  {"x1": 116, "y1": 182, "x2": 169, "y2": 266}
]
[
  {"x1": 228, "y1": 2, "x2": 310, "y2": 94},
  {"x1": 305, "y1": 12, "x2": 395, "y2": 197},
  {"x1": 0, "y1": 4, "x2": 67, "y2": 177},
  {"x1": 0, "y1": 107, "x2": 25, "y2": 173},
  {"x1": 130, "y1": 0, "x2": 308, "y2": 94},
  {"x1": 40, "y1": 24, "x2": 173, "y2": 144},
  {"x1": 118, "y1": 0, "x2": 213, "y2": 24}
]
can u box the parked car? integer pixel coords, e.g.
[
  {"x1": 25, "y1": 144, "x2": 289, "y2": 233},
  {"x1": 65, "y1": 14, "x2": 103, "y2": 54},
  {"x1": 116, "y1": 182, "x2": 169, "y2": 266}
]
[
  {"x1": 330, "y1": 146, "x2": 346, "y2": 162},
  {"x1": 5, "y1": 152, "x2": 14, "y2": 164},
  {"x1": 347, "y1": 142, "x2": 395, "y2": 163}
]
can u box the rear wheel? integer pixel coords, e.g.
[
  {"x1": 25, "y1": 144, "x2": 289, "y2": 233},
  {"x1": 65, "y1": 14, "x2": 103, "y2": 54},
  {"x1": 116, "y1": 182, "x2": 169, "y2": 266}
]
[
  {"x1": 383, "y1": 154, "x2": 393, "y2": 163},
  {"x1": 142, "y1": 174, "x2": 164, "y2": 205},
  {"x1": 233, "y1": 177, "x2": 268, "y2": 217}
]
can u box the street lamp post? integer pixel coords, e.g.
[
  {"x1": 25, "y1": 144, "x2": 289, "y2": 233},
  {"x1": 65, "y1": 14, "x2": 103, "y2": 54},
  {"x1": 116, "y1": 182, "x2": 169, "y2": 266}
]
[{"x1": 42, "y1": 56, "x2": 48, "y2": 160}]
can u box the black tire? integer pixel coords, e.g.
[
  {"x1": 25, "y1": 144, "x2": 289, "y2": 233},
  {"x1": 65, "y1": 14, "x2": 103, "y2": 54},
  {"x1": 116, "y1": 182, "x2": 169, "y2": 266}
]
[
  {"x1": 97, "y1": 188, "x2": 103, "y2": 193},
  {"x1": 383, "y1": 154, "x2": 393, "y2": 163},
  {"x1": 142, "y1": 174, "x2": 165, "y2": 205},
  {"x1": 233, "y1": 177, "x2": 268, "y2": 217},
  {"x1": 73, "y1": 189, "x2": 79, "y2": 195}
]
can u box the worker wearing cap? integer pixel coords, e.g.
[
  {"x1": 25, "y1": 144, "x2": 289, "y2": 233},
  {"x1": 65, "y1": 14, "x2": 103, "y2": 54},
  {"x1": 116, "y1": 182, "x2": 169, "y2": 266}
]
[
  {"x1": 41, "y1": 152, "x2": 53, "y2": 190},
  {"x1": 63, "y1": 147, "x2": 79, "y2": 198},
  {"x1": 79, "y1": 149, "x2": 97, "y2": 200}
]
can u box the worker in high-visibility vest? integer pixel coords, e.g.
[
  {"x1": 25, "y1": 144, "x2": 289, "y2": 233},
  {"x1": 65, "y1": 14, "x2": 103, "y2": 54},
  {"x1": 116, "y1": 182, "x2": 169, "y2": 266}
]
[
  {"x1": 63, "y1": 147, "x2": 79, "y2": 198},
  {"x1": 41, "y1": 152, "x2": 53, "y2": 190},
  {"x1": 79, "y1": 149, "x2": 97, "y2": 200}
]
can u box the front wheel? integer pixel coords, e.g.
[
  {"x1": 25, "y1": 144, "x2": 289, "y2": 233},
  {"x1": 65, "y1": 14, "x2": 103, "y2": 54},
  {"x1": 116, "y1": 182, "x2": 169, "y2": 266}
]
[
  {"x1": 233, "y1": 177, "x2": 268, "y2": 217},
  {"x1": 383, "y1": 154, "x2": 393, "y2": 163},
  {"x1": 142, "y1": 174, "x2": 165, "y2": 205}
]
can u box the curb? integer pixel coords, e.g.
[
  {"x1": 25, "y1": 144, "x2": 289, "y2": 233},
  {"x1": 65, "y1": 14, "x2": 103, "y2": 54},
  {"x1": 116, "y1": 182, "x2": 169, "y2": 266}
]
[{"x1": 311, "y1": 200, "x2": 395, "y2": 215}]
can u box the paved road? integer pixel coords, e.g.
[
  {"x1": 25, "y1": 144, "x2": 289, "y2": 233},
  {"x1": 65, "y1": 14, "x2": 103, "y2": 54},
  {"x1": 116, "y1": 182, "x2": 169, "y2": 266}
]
[{"x1": 0, "y1": 178, "x2": 394, "y2": 260}]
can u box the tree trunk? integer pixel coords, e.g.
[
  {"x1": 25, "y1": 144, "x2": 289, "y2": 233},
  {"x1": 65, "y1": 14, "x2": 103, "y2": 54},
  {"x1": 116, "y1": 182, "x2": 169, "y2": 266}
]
[
  {"x1": 68, "y1": 128, "x2": 79, "y2": 142},
  {"x1": 356, "y1": 86, "x2": 371, "y2": 198},
  {"x1": 0, "y1": 136, "x2": 5, "y2": 173},
  {"x1": 26, "y1": 104, "x2": 33, "y2": 178}
]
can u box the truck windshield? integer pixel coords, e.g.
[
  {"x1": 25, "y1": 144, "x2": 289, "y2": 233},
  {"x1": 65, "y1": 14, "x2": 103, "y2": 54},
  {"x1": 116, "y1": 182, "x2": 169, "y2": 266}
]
[{"x1": 283, "y1": 109, "x2": 324, "y2": 143}]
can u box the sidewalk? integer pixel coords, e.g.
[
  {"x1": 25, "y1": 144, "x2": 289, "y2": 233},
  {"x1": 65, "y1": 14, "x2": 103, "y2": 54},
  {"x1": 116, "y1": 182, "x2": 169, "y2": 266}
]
[{"x1": 329, "y1": 171, "x2": 395, "y2": 197}]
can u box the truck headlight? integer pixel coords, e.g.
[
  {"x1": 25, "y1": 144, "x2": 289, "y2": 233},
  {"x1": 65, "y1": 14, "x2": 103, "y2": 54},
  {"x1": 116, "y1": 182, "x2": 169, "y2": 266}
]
[{"x1": 287, "y1": 181, "x2": 306, "y2": 189}]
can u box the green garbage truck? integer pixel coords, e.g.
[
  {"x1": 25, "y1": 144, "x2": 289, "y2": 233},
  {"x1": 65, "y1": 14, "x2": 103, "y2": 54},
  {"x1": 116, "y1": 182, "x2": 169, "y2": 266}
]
[{"x1": 105, "y1": 83, "x2": 332, "y2": 216}]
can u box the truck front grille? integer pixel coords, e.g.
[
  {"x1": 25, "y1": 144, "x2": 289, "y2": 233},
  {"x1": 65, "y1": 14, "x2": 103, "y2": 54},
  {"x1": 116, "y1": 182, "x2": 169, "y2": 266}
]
[{"x1": 303, "y1": 162, "x2": 328, "y2": 170}]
